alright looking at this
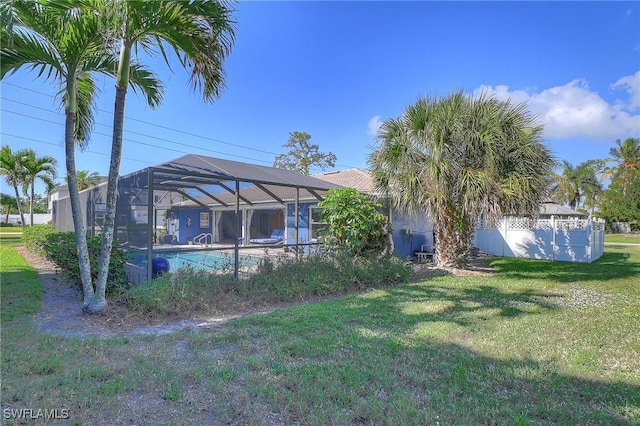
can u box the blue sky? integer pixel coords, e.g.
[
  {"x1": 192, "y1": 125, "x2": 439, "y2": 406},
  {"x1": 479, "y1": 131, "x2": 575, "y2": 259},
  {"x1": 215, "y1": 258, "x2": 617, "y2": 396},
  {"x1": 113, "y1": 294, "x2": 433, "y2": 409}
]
[{"x1": 2, "y1": 1, "x2": 639, "y2": 196}]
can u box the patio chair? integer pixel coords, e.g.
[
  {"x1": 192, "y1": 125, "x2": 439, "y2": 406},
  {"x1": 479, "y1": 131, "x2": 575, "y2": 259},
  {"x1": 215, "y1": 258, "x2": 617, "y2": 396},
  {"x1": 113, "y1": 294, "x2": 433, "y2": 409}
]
[{"x1": 249, "y1": 229, "x2": 284, "y2": 244}]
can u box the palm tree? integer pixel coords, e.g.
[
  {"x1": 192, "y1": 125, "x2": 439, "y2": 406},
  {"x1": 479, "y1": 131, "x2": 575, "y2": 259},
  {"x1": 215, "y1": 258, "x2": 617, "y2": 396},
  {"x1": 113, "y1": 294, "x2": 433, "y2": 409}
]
[
  {"x1": 0, "y1": 193, "x2": 19, "y2": 223},
  {"x1": 369, "y1": 91, "x2": 554, "y2": 268},
  {"x1": 67, "y1": 170, "x2": 103, "y2": 191},
  {"x1": 1, "y1": 0, "x2": 161, "y2": 310},
  {"x1": 607, "y1": 137, "x2": 640, "y2": 193},
  {"x1": 550, "y1": 160, "x2": 603, "y2": 211},
  {"x1": 88, "y1": 0, "x2": 236, "y2": 313},
  {"x1": 21, "y1": 149, "x2": 57, "y2": 226},
  {"x1": 0, "y1": 145, "x2": 27, "y2": 226},
  {"x1": 550, "y1": 160, "x2": 582, "y2": 210}
]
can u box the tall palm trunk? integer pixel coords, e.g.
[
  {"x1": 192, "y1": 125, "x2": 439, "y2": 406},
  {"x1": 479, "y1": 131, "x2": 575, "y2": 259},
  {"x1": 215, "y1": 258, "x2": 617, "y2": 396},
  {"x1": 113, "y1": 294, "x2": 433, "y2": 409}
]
[
  {"x1": 90, "y1": 41, "x2": 131, "y2": 313},
  {"x1": 29, "y1": 182, "x2": 34, "y2": 226},
  {"x1": 12, "y1": 185, "x2": 26, "y2": 227},
  {"x1": 65, "y1": 80, "x2": 95, "y2": 306}
]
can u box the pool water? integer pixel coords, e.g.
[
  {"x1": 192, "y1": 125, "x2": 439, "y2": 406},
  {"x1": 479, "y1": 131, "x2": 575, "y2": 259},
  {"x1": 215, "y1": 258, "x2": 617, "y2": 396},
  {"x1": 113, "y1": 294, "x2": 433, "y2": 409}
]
[{"x1": 131, "y1": 250, "x2": 258, "y2": 273}]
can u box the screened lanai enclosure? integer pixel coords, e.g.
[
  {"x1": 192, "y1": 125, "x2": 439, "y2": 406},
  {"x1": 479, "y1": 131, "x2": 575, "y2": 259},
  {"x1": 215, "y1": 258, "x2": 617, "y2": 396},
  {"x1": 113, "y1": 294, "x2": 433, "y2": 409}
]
[{"x1": 52, "y1": 155, "x2": 341, "y2": 283}]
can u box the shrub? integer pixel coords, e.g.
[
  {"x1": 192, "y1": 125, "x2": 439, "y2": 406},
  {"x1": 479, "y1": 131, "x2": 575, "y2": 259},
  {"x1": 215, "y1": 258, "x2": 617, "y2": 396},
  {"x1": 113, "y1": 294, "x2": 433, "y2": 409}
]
[
  {"x1": 43, "y1": 232, "x2": 130, "y2": 296},
  {"x1": 319, "y1": 187, "x2": 389, "y2": 255},
  {"x1": 22, "y1": 224, "x2": 56, "y2": 256},
  {"x1": 123, "y1": 251, "x2": 412, "y2": 315},
  {"x1": 123, "y1": 265, "x2": 238, "y2": 315}
]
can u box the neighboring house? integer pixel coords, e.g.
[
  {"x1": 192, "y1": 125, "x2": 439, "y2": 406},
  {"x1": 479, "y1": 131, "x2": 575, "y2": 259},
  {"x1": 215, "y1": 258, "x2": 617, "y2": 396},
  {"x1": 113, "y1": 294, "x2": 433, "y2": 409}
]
[
  {"x1": 47, "y1": 185, "x2": 69, "y2": 215},
  {"x1": 538, "y1": 201, "x2": 588, "y2": 219}
]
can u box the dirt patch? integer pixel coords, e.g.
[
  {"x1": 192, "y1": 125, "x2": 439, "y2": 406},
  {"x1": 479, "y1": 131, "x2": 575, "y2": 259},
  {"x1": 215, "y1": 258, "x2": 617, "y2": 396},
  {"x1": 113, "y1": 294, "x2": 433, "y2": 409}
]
[
  {"x1": 16, "y1": 247, "x2": 495, "y2": 339},
  {"x1": 411, "y1": 256, "x2": 496, "y2": 281}
]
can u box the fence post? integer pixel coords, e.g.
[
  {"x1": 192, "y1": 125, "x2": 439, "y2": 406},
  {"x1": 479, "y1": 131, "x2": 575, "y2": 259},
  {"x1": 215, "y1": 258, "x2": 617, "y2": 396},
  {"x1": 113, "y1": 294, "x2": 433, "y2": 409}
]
[
  {"x1": 586, "y1": 218, "x2": 592, "y2": 263},
  {"x1": 502, "y1": 218, "x2": 508, "y2": 257},
  {"x1": 551, "y1": 215, "x2": 556, "y2": 261}
]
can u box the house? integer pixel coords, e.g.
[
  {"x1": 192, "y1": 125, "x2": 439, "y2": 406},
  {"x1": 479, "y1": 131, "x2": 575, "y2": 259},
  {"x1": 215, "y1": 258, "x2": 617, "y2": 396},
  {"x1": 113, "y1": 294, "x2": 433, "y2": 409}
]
[
  {"x1": 312, "y1": 169, "x2": 435, "y2": 258},
  {"x1": 50, "y1": 154, "x2": 340, "y2": 280},
  {"x1": 177, "y1": 167, "x2": 437, "y2": 258}
]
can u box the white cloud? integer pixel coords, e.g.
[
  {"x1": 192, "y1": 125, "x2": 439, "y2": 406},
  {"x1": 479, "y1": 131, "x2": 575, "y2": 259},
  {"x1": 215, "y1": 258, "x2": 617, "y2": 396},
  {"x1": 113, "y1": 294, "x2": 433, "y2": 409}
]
[
  {"x1": 475, "y1": 73, "x2": 640, "y2": 141},
  {"x1": 367, "y1": 115, "x2": 383, "y2": 136},
  {"x1": 611, "y1": 70, "x2": 640, "y2": 110}
]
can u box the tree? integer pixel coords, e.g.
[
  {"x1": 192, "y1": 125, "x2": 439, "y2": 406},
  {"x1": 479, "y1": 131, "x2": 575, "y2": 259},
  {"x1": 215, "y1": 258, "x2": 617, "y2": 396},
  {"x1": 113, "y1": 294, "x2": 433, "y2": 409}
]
[
  {"x1": 84, "y1": 0, "x2": 236, "y2": 313},
  {"x1": 598, "y1": 172, "x2": 640, "y2": 226},
  {"x1": 2, "y1": 0, "x2": 161, "y2": 311},
  {"x1": 0, "y1": 193, "x2": 19, "y2": 223},
  {"x1": 22, "y1": 193, "x2": 49, "y2": 214},
  {"x1": 274, "y1": 131, "x2": 337, "y2": 175},
  {"x1": 67, "y1": 170, "x2": 103, "y2": 190},
  {"x1": 550, "y1": 159, "x2": 604, "y2": 212},
  {"x1": 0, "y1": 145, "x2": 27, "y2": 226},
  {"x1": 318, "y1": 187, "x2": 388, "y2": 255},
  {"x1": 369, "y1": 91, "x2": 554, "y2": 268},
  {"x1": 606, "y1": 137, "x2": 640, "y2": 194},
  {"x1": 21, "y1": 149, "x2": 57, "y2": 226}
]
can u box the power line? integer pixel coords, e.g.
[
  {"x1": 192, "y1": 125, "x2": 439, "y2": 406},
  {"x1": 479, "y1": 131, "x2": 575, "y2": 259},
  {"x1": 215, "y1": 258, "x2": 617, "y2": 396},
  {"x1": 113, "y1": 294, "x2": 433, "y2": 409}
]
[
  {"x1": 1, "y1": 81, "x2": 363, "y2": 171},
  {"x1": 2, "y1": 108, "x2": 275, "y2": 164},
  {"x1": 0, "y1": 132, "x2": 154, "y2": 165},
  {"x1": 3, "y1": 98, "x2": 273, "y2": 161}
]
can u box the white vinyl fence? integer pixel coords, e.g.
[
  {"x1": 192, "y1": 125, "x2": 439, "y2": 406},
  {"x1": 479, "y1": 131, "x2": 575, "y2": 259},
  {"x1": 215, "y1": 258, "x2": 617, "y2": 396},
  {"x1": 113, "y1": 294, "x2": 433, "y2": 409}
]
[
  {"x1": 474, "y1": 217, "x2": 605, "y2": 263},
  {"x1": 1, "y1": 213, "x2": 52, "y2": 226}
]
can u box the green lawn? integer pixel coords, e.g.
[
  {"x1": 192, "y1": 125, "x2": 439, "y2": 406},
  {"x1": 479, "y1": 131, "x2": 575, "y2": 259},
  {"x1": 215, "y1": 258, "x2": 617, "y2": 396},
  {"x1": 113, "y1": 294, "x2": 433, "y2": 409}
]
[
  {"x1": 0, "y1": 226, "x2": 25, "y2": 233},
  {"x1": 0, "y1": 228, "x2": 24, "y2": 247},
  {"x1": 1, "y1": 243, "x2": 638, "y2": 425},
  {"x1": 605, "y1": 233, "x2": 640, "y2": 244}
]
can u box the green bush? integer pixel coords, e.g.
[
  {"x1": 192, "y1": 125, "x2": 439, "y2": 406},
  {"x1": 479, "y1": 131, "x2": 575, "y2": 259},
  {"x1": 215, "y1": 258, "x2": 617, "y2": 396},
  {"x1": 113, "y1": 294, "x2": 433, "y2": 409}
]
[
  {"x1": 43, "y1": 232, "x2": 130, "y2": 296},
  {"x1": 319, "y1": 187, "x2": 389, "y2": 255},
  {"x1": 22, "y1": 224, "x2": 56, "y2": 256},
  {"x1": 123, "y1": 251, "x2": 412, "y2": 315}
]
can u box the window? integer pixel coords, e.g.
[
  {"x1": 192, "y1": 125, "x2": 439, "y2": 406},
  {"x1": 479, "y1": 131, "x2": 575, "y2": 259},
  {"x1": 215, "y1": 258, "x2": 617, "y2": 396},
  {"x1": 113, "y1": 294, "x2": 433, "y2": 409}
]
[{"x1": 310, "y1": 206, "x2": 327, "y2": 240}]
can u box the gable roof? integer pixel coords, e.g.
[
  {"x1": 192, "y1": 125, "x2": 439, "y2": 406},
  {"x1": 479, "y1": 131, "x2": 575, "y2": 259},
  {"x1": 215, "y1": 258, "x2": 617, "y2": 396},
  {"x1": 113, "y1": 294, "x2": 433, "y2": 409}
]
[
  {"x1": 539, "y1": 202, "x2": 588, "y2": 217},
  {"x1": 312, "y1": 168, "x2": 375, "y2": 193}
]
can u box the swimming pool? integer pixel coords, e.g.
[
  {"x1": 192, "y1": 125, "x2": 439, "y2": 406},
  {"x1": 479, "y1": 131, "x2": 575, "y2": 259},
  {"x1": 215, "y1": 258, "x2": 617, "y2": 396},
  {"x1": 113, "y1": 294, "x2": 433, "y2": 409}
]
[{"x1": 131, "y1": 250, "x2": 258, "y2": 273}]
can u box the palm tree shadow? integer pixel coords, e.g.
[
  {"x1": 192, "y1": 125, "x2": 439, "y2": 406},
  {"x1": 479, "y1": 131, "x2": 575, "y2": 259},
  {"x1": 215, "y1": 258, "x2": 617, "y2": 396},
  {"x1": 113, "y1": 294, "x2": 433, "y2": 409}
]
[
  {"x1": 488, "y1": 251, "x2": 638, "y2": 283},
  {"x1": 363, "y1": 283, "x2": 562, "y2": 328},
  {"x1": 329, "y1": 282, "x2": 639, "y2": 423}
]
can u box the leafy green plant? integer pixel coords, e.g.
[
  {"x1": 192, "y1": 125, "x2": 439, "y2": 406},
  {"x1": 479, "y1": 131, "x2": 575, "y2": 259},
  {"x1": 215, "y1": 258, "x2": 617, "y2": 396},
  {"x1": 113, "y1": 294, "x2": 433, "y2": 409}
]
[
  {"x1": 42, "y1": 231, "x2": 130, "y2": 296},
  {"x1": 319, "y1": 187, "x2": 389, "y2": 255},
  {"x1": 22, "y1": 224, "x2": 56, "y2": 257}
]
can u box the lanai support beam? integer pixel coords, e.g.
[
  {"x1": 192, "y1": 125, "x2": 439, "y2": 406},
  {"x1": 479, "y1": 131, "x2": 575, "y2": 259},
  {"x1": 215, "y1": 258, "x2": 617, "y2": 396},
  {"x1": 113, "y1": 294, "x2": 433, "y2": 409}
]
[
  {"x1": 234, "y1": 180, "x2": 240, "y2": 279},
  {"x1": 146, "y1": 169, "x2": 154, "y2": 282},
  {"x1": 194, "y1": 187, "x2": 229, "y2": 207}
]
